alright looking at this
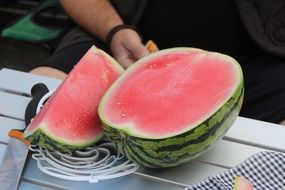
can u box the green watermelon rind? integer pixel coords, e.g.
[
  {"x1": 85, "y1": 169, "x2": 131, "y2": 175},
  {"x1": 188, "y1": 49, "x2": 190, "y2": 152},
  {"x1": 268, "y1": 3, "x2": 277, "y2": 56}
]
[
  {"x1": 102, "y1": 82, "x2": 244, "y2": 168},
  {"x1": 98, "y1": 47, "x2": 244, "y2": 139},
  {"x1": 25, "y1": 125, "x2": 105, "y2": 152}
]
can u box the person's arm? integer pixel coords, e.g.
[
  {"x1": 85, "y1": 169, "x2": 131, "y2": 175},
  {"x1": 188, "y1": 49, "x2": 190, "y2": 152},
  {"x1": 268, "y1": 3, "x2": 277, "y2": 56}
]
[
  {"x1": 59, "y1": 0, "x2": 149, "y2": 68},
  {"x1": 60, "y1": 0, "x2": 121, "y2": 41}
]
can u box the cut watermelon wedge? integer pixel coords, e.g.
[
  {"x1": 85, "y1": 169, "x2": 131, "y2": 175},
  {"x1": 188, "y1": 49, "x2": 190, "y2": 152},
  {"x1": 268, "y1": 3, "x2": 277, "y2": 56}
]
[{"x1": 24, "y1": 46, "x2": 124, "y2": 151}]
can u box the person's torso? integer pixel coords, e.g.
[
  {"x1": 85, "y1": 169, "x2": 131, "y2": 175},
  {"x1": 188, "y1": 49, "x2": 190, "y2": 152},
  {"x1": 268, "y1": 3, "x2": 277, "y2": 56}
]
[{"x1": 137, "y1": 0, "x2": 259, "y2": 62}]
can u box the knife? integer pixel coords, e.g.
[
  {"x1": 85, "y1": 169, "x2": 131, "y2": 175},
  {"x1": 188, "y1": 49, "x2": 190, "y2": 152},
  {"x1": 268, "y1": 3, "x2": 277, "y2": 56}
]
[
  {"x1": 0, "y1": 132, "x2": 29, "y2": 190},
  {"x1": 0, "y1": 83, "x2": 49, "y2": 190}
]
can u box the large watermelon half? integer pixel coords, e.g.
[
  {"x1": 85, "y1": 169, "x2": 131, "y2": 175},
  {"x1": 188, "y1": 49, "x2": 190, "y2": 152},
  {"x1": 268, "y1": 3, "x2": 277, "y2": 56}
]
[
  {"x1": 98, "y1": 48, "x2": 244, "y2": 168},
  {"x1": 24, "y1": 46, "x2": 124, "y2": 152}
]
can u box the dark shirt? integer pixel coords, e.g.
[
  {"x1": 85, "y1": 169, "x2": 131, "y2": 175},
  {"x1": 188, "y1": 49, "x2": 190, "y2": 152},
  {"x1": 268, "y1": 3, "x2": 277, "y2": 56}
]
[{"x1": 138, "y1": 0, "x2": 259, "y2": 62}]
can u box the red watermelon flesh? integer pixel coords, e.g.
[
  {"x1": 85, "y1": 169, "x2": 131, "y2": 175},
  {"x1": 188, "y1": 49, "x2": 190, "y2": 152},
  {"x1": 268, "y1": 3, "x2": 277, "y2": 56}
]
[
  {"x1": 100, "y1": 48, "x2": 243, "y2": 139},
  {"x1": 24, "y1": 46, "x2": 124, "y2": 151}
]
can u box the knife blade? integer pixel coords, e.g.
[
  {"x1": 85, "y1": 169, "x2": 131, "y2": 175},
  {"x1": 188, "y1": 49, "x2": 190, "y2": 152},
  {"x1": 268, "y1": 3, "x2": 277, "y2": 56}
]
[
  {"x1": 0, "y1": 83, "x2": 49, "y2": 190},
  {"x1": 0, "y1": 134, "x2": 29, "y2": 190}
]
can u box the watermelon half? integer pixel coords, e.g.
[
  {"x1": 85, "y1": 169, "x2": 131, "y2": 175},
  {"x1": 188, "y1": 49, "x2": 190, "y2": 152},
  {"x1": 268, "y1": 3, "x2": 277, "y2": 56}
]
[
  {"x1": 24, "y1": 46, "x2": 124, "y2": 152},
  {"x1": 98, "y1": 48, "x2": 244, "y2": 168}
]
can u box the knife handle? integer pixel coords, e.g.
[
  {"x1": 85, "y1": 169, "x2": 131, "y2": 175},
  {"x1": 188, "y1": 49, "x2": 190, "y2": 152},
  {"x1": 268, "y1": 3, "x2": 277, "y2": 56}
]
[
  {"x1": 145, "y1": 40, "x2": 159, "y2": 53},
  {"x1": 8, "y1": 129, "x2": 30, "y2": 146}
]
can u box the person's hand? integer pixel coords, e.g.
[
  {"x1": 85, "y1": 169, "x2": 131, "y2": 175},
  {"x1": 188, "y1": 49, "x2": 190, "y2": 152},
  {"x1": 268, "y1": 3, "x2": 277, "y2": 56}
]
[{"x1": 110, "y1": 29, "x2": 150, "y2": 68}]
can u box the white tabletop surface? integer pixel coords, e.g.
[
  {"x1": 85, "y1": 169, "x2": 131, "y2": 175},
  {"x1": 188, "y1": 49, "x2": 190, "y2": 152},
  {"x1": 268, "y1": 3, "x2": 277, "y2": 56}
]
[{"x1": 0, "y1": 68, "x2": 285, "y2": 190}]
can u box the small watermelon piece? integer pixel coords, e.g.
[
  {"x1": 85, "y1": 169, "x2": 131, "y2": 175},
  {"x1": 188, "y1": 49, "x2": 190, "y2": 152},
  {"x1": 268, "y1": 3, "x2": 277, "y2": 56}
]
[
  {"x1": 234, "y1": 176, "x2": 255, "y2": 190},
  {"x1": 24, "y1": 46, "x2": 124, "y2": 152},
  {"x1": 99, "y1": 47, "x2": 244, "y2": 168}
]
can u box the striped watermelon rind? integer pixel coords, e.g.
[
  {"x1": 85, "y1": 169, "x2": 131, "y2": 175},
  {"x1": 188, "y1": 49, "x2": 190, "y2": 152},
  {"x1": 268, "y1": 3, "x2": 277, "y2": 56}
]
[
  {"x1": 25, "y1": 127, "x2": 104, "y2": 152},
  {"x1": 99, "y1": 48, "x2": 244, "y2": 168},
  {"x1": 102, "y1": 82, "x2": 243, "y2": 168}
]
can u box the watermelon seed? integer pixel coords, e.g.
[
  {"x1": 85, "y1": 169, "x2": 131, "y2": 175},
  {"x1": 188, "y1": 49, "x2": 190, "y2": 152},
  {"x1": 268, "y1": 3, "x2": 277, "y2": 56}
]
[
  {"x1": 147, "y1": 65, "x2": 153, "y2": 69},
  {"x1": 147, "y1": 63, "x2": 158, "y2": 69},
  {"x1": 120, "y1": 110, "x2": 127, "y2": 118}
]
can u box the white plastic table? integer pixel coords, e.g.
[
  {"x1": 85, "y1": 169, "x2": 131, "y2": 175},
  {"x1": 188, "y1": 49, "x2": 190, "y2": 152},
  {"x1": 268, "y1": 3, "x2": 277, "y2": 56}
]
[{"x1": 0, "y1": 68, "x2": 285, "y2": 190}]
